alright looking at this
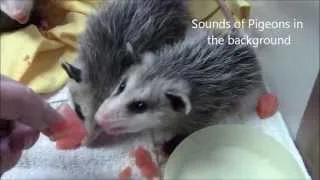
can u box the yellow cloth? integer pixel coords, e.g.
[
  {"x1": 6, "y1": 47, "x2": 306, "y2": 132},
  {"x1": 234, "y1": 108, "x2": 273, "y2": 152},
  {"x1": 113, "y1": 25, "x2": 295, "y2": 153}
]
[
  {"x1": 0, "y1": 0, "x2": 250, "y2": 95},
  {"x1": 189, "y1": 0, "x2": 251, "y2": 23},
  {"x1": 0, "y1": 0, "x2": 103, "y2": 94}
]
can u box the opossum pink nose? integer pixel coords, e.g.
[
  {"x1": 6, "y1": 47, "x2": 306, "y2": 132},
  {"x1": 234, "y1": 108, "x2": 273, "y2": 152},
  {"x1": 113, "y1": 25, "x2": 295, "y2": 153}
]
[
  {"x1": 13, "y1": 10, "x2": 29, "y2": 24},
  {"x1": 95, "y1": 113, "x2": 112, "y2": 131},
  {"x1": 95, "y1": 113, "x2": 109, "y2": 123}
]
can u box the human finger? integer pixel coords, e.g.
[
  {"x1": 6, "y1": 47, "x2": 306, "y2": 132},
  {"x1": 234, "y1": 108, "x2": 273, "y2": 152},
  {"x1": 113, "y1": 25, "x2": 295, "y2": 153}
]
[{"x1": 0, "y1": 76, "x2": 63, "y2": 130}]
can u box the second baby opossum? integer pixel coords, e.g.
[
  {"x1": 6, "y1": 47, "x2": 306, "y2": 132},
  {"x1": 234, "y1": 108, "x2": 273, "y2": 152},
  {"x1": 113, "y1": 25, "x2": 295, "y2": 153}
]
[
  {"x1": 63, "y1": 0, "x2": 190, "y2": 145},
  {"x1": 94, "y1": 29, "x2": 264, "y2": 135}
]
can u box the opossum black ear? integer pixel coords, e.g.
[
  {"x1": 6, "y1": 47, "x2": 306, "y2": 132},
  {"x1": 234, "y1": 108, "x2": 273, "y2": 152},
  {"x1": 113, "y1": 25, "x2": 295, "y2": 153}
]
[
  {"x1": 61, "y1": 62, "x2": 82, "y2": 83},
  {"x1": 165, "y1": 92, "x2": 191, "y2": 114}
]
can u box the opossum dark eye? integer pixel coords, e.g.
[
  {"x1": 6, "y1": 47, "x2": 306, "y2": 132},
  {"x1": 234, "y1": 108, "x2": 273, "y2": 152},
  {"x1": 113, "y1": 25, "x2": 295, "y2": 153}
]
[
  {"x1": 116, "y1": 79, "x2": 127, "y2": 95},
  {"x1": 127, "y1": 101, "x2": 148, "y2": 114}
]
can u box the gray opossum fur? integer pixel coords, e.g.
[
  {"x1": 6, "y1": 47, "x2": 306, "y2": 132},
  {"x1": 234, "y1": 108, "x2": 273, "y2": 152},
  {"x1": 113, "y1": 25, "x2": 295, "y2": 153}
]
[
  {"x1": 67, "y1": 0, "x2": 191, "y2": 144},
  {"x1": 102, "y1": 29, "x2": 265, "y2": 135}
]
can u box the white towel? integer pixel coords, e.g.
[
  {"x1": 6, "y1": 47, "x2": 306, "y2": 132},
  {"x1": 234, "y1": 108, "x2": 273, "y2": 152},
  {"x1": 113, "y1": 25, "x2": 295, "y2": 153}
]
[{"x1": 1, "y1": 86, "x2": 310, "y2": 179}]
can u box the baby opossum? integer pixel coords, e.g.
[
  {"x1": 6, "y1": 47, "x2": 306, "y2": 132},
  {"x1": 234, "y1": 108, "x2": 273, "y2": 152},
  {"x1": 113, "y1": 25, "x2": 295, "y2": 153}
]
[
  {"x1": 0, "y1": 0, "x2": 34, "y2": 32},
  {"x1": 63, "y1": 0, "x2": 191, "y2": 145},
  {"x1": 94, "y1": 29, "x2": 264, "y2": 136}
]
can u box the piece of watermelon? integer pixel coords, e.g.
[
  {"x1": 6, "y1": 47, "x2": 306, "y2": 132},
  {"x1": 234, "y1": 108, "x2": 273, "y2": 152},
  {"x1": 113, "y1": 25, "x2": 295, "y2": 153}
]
[
  {"x1": 42, "y1": 104, "x2": 88, "y2": 150},
  {"x1": 118, "y1": 166, "x2": 132, "y2": 180},
  {"x1": 56, "y1": 137, "x2": 82, "y2": 150},
  {"x1": 256, "y1": 93, "x2": 279, "y2": 119}
]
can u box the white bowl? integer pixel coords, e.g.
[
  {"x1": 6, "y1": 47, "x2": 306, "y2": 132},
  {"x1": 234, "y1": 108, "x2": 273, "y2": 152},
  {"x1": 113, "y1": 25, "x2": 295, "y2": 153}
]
[{"x1": 164, "y1": 124, "x2": 306, "y2": 180}]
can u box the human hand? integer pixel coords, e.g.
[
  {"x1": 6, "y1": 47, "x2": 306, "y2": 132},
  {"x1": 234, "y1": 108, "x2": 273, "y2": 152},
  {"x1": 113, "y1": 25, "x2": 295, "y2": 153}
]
[{"x1": 0, "y1": 75, "x2": 63, "y2": 174}]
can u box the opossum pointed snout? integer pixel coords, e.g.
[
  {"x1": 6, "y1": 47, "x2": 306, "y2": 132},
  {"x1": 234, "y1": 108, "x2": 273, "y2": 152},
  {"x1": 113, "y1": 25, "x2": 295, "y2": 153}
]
[
  {"x1": 95, "y1": 112, "x2": 128, "y2": 135},
  {"x1": 95, "y1": 110, "x2": 109, "y2": 125},
  {"x1": 95, "y1": 112, "x2": 111, "y2": 131}
]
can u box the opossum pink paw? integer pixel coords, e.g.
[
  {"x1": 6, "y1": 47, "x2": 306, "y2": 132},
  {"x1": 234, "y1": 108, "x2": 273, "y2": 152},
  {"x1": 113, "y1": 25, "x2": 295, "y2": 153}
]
[
  {"x1": 13, "y1": 10, "x2": 29, "y2": 24},
  {"x1": 256, "y1": 93, "x2": 279, "y2": 119},
  {"x1": 133, "y1": 146, "x2": 160, "y2": 180}
]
